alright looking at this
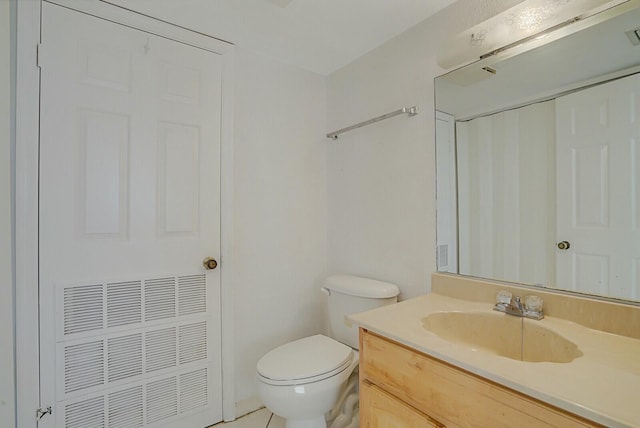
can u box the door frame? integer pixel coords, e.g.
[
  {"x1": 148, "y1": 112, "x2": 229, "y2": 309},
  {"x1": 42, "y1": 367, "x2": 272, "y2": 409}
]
[{"x1": 15, "y1": 1, "x2": 236, "y2": 426}]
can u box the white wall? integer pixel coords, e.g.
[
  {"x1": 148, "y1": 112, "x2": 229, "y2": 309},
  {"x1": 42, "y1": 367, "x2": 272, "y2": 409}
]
[
  {"x1": 0, "y1": 0, "x2": 15, "y2": 426},
  {"x1": 233, "y1": 48, "x2": 327, "y2": 404},
  {"x1": 326, "y1": 0, "x2": 526, "y2": 300}
]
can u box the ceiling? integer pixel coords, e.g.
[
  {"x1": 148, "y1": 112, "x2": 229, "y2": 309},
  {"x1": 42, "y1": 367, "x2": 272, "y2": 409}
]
[
  {"x1": 437, "y1": 4, "x2": 640, "y2": 119},
  {"x1": 102, "y1": 0, "x2": 456, "y2": 75}
]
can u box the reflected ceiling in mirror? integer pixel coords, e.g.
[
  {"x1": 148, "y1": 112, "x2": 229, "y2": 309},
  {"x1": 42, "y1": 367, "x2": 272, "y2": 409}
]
[{"x1": 434, "y1": 1, "x2": 640, "y2": 303}]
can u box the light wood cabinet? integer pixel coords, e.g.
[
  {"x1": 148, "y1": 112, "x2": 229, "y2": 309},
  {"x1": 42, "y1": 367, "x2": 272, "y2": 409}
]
[
  {"x1": 359, "y1": 329, "x2": 604, "y2": 428},
  {"x1": 361, "y1": 382, "x2": 442, "y2": 428}
]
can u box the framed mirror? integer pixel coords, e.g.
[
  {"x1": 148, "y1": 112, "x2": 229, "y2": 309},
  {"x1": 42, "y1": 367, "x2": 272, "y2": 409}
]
[{"x1": 435, "y1": 1, "x2": 640, "y2": 303}]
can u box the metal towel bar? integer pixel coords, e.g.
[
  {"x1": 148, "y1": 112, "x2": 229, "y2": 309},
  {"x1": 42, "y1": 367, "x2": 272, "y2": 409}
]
[{"x1": 326, "y1": 106, "x2": 419, "y2": 140}]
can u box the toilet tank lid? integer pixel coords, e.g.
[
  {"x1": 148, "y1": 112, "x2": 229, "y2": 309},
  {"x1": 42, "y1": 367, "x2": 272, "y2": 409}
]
[{"x1": 324, "y1": 275, "x2": 399, "y2": 298}]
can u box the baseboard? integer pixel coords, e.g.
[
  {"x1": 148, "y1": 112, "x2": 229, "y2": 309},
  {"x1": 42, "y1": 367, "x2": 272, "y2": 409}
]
[{"x1": 232, "y1": 397, "x2": 264, "y2": 421}]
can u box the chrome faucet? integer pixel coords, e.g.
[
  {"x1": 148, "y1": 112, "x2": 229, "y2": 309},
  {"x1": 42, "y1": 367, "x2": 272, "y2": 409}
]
[
  {"x1": 506, "y1": 296, "x2": 524, "y2": 316},
  {"x1": 493, "y1": 291, "x2": 544, "y2": 320}
]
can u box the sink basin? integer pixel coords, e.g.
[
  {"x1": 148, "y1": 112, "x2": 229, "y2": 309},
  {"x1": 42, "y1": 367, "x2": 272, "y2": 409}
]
[{"x1": 421, "y1": 312, "x2": 582, "y2": 363}]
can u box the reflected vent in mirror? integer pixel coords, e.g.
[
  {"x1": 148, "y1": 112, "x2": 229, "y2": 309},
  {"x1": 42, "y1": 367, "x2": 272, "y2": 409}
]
[{"x1": 437, "y1": 244, "x2": 449, "y2": 269}]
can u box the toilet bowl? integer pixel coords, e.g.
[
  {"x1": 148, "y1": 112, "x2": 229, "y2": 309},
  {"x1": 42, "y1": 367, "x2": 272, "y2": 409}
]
[
  {"x1": 257, "y1": 335, "x2": 358, "y2": 428},
  {"x1": 256, "y1": 275, "x2": 400, "y2": 428}
]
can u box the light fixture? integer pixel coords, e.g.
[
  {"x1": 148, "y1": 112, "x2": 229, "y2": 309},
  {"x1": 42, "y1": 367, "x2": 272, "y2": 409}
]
[
  {"x1": 626, "y1": 27, "x2": 640, "y2": 45},
  {"x1": 438, "y1": 0, "x2": 629, "y2": 69}
]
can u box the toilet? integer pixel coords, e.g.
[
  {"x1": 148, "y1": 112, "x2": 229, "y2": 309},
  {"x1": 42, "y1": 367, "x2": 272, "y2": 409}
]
[{"x1": 256, "y1": 275, "x2": 400, "y2": 428}]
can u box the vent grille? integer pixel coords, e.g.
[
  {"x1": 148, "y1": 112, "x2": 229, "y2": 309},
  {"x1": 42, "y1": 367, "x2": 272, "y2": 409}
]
[
  {"x1": 108, "y1": 386, "x2": 143, "y2": 428},
  {"x1": 107, "y1": 281, "x2": 142, "y2": 327},
  {"x1": 179, "y1": 322, "x2": 207, "y2": 365},
  {"x1": 65, "y1": 341, "x2": 105, "y2": 393},
  {"x1": 146, "y1": 377, "x2": 178, "y2": 423},
  {"x1": 178, "y1": 275, "x2": 206, "y2": 315},
  {"x1": 179, "y1": 368, "x2": 208, "y2": 413},
  {"x1": 145, "y1": 277, "x2": 176, "y2": 321},
  {"x1": 57, "y1": 272, "x2": 213, "y2": 425},
  {"x1": 108, "y1": 334, "x2": 143, "y2": 382},
  {"x1": 64, "y1": 284, "x2": 104, "y2": 334},
  {"x1": 65, "y1": 396, "x2": 105, "y2": 428},
  {"x1": 437, "y1": 244, "x2": 449, "y2": 268},
  {"x1": 62, "y1": 274, "x2": 207, "y2": 338},
  {"x1": 146, "y1": 327, "x2": 177, "y2": 372}
]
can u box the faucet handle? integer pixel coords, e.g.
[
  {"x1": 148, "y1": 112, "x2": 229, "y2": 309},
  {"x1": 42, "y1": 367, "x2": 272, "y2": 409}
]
[
  {"x1": 524, "y1": 295, "x2": 543, "y2": 312},
  {"x1": 496, "y1": 290, "x2": 512, "y2": 305}
]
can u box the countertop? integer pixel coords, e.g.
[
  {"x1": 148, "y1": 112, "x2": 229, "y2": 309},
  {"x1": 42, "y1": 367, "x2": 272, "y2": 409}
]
[{"x1": 349, "y1": 293, "x2": 640, "y2": 427}]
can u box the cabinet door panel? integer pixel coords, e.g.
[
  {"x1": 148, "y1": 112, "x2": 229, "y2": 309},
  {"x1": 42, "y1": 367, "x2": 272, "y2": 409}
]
[{"x1": 361, "y1": 381, "x2": 439, "y2": 428}]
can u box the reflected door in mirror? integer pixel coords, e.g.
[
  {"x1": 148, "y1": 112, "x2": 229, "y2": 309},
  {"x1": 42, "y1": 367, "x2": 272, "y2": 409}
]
[{"x1": 555, "y1": 73, "x2": 640, "y2": 300}]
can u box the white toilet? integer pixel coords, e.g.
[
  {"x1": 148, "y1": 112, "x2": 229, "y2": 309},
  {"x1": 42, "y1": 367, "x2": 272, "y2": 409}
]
[{"x1": 256, "y1": 275, "x2": 400, "y2": 428}]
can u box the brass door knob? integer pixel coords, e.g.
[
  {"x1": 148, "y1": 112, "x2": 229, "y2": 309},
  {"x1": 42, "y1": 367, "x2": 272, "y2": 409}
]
[
  {"x1": 557, "y1": 241, "x2": 571, "y2": 250},
  {"x1": 203, "y1": 257, "x2": 218, "y2": 270}
]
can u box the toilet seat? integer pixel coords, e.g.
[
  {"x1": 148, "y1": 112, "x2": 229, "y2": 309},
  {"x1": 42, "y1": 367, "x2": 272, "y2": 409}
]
[{"x1": 257, "y1": 334, "x2": 354, "y2": 386}]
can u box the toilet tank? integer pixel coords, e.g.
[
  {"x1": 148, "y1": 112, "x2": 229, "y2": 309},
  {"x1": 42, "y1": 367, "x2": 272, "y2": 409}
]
[{"x1": 323, "y1": 275, "x2": 399, "y2": 350}]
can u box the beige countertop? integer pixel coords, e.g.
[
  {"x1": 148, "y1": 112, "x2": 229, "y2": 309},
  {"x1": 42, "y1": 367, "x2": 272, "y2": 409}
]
[{"x1": 349, "y1": 293, "x2": 640, "y2": 427}]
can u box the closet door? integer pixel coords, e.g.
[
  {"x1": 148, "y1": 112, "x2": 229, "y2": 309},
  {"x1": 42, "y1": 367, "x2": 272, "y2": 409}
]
[{"x1": 39, "y1": 3, "x2": 223, "y2": 427}]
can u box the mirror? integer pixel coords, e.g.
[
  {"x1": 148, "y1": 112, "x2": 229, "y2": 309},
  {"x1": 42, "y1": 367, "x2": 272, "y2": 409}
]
[{"x1": 435, "y1": 2, "x2": 640, "y2": 303}]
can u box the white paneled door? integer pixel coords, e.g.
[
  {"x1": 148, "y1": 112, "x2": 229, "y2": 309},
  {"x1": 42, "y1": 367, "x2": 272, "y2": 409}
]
[
  {"x1": 556, "y1": 73, "x2": 640, "y2": 300},
  {"x1": 39, "y1": 3, "x2": 223, "y2": 427}
]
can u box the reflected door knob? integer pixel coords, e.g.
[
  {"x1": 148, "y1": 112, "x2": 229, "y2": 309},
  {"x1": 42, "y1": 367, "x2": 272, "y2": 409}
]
[
  {"x1": 203, "y1": 257, "x2": 218, "y2": 270},
  {"x1": 557, "y1": 241, "x2": 571, "y2": 250}
]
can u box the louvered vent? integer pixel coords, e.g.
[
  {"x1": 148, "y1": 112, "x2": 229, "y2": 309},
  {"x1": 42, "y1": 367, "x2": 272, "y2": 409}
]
[
  {"x1": 178, "y1": 274, "x2": 206, "y2": 315},
  {"x1": 57, "y1": 271, "x2": 213, "y2": 426},
  {"x1": 179, "y1": 368, "x2": 208, "y2": 413},
  {"x1": 145, "y1": 277, "x2": 176, "y2": 321},
  {"x1": 108, "y1": 385, "x2": 143, "y2": 428},
  {"x1": 179, "y1": 322, "x2": 207, "y2": 364},
  {"x1": 146, "y1": 377, "x2": 178, "y2": 423},
  {"x1": 64, "y1": 284, "x2": 104, "y2": 334},
  {"x1": 65, "y1": 341, "x2": 105, "y2": 393},
  {"x1": 437, "y1": 244, "x2": 449, "y2": 268},
  {"x1": 65, "y1": 396, "x2": 105, "y2": 428},
  {"x1": 108, "y1": 333, "x2": 143, "y2": 382},
  {"x1": 107, "y1": 281, "x2": 142, "y2": 327},
  {"x1": 146, "y1": 327, "x2": 177, "y2": 372}
]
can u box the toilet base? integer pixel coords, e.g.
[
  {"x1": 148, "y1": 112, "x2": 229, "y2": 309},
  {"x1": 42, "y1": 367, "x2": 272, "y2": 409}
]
[{"x1": 285, "y1": 416, "x2": 326, "y2": 428}]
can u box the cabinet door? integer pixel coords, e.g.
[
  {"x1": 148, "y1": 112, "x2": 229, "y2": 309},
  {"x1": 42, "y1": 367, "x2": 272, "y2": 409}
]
[{"x1": 361, "y1": 381, "x2": 441, "y2": 428}]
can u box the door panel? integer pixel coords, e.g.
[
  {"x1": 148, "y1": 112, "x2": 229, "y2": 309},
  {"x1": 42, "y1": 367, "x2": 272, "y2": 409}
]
[
  {"x1": 556, "y1": 73, "x2": 640, "y2": 299},
  {"x1": 39, "y1": 3, "x2": 223, "y2": 427}
]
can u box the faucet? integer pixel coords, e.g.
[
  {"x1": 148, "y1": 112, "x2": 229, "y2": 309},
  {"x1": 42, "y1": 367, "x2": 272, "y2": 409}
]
[
  {"x1": 505, "y1": 296, "x2": 524, "y2": 316},
  {"x1": 493, "y1": 291, "x2": 544, "y2": 320}
]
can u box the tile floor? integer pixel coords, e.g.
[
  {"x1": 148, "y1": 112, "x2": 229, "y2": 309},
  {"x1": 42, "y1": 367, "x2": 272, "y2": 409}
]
[{"x1": 211, "y1": 408, "x2": 285, "y2": 428}]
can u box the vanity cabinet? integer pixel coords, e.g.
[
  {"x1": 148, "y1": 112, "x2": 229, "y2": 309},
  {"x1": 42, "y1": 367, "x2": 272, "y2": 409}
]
[
  {"x1": 361, "y1": 382, "x2": 442, "y2": 428},
  {"x1": 359, "y1": 329, "x2": 603, "y2": 428}
]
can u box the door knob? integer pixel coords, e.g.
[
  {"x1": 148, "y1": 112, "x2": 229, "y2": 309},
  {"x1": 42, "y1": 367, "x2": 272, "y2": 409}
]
[
  {"x1": 557, "y1": 241, "x2": 571, "y2": 250},
  {"x1": 203, "y1": 257, "x2": 218, "y2": 270}
]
